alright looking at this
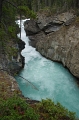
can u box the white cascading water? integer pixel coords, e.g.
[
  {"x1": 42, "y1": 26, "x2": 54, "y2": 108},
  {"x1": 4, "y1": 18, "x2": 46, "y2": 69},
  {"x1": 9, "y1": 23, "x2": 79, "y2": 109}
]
[{"x1": 15, "y1": 19, "x2": 79, "y2": 117}]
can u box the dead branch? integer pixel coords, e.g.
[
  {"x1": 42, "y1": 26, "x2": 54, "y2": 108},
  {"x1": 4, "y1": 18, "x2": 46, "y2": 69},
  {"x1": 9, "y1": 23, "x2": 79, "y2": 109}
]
[{"x1": 18, "y1": 75, "x2": 39, "y2": 91}]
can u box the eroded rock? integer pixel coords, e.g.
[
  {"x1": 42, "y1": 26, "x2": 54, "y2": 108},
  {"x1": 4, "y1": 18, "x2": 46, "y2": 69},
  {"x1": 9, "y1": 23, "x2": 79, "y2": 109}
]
[
  {"x1": 36, "y1": 24, "x2": 79, "y2": 78},
  {"x1": 24, "y1": 20, "x2": 40, "y2": 35},
  {"x1": 24, "y1": 11, "x2": 79, "y2": 78},
  {"x1": 0, "y1": 39, "x2": 25, "y2": 75}
]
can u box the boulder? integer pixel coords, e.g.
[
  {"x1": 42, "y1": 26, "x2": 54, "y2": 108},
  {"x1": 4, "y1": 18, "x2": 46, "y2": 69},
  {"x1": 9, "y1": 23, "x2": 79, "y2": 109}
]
[{"x1": 24, "y1": 20, "x2": 40, "y2": 35}]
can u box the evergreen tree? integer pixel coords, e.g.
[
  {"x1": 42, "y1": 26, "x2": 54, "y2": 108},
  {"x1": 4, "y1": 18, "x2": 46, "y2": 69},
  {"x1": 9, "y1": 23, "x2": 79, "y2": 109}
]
[
  {"x1": 31, "y1": 0, "x2": 79, "y2": 12},
  {"x1": 0, "y1": 0, "x2": 36, "y2": 70}
]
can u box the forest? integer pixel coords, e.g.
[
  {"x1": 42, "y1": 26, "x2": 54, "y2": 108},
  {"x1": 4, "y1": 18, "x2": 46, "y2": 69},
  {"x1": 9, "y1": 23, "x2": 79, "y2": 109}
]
[{"x1": 31, "y1": 0, "x2": 79, "y2": 12}]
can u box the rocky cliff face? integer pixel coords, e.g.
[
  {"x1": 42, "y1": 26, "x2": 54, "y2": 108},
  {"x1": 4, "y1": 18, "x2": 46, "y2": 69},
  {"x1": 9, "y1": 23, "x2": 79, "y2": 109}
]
[
  {"x1": 0, "y1": 38, "x2": 25, "y2": 75},
  {"x1": 0, "y1": 70, "x2": 22, "y2": 99},
  {"x1": 24, "y1": 11, "x2": 79, "y2": 78}
]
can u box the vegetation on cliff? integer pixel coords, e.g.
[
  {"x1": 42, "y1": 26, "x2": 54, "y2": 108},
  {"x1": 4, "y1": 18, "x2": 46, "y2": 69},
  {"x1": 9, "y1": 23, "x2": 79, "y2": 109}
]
[
  {"x1": 0, "y1": 0, "x2": 36, "y2": 74},
  {"x1": 0, "y1": 96, "x2": 78, "y2": 120}
]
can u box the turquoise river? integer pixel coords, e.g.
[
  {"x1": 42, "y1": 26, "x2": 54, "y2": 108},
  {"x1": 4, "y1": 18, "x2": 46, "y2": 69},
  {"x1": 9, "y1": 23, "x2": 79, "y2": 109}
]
[{"x1": 15, "y1": 19, "x2": 79, "y2": 117}]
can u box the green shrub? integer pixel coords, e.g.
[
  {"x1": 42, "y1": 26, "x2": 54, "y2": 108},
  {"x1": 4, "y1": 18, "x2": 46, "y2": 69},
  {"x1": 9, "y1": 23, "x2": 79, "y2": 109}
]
[
  {"x1": 36, "y1": 99, "x2": 78, "y2": 120},
  {"x1": 0, "y1": 96, "x2": 39, "y2": 120},
  {"x1": 18, "y1": 6, "x2": 36, "y2": 19},
  {"x1": 8, "y1": 26, "x2": 17, "y2": 38},
  {"x1": 0, "y1": 97, "x2": 78, "y2": 120}
]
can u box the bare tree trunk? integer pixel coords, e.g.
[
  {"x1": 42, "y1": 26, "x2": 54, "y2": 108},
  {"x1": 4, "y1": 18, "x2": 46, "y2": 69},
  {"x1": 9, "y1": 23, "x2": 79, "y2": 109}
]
[
  {"x1": 0, "y1": 0, "x2": 4, "y2": 22},
  {"x1": 37, "y1": 0, "x2": 41, "y2": 10},
  {"x1": 45, "y1": 0, "x2": 48, "y2": 6},
  {"x1": 19, "y1": 75, "x2": 39, "y2": 91},
  {"x1": 48, "y1": 0, "x2": 52, "y2": 7},
  {"x1": 76, "y1": 0, "x2": 79, "y2": 8}
]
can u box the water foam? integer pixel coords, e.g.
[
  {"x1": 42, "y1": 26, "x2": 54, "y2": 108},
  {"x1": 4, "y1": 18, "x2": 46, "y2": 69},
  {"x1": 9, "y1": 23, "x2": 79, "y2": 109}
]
[{"x1": 15, "y1": 19, "x2": 79, "y2": 117}]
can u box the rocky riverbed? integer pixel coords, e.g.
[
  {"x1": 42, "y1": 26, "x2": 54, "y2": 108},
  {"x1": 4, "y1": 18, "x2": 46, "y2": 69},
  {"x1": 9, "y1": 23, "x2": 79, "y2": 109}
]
[{"x1": 24, "y1": 11, "x2": 79, "y2": 78}]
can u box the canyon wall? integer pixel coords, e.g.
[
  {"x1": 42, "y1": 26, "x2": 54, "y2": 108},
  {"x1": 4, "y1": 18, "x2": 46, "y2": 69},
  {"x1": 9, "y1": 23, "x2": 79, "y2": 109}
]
[
  {"x1": 0, "y1": 39, "x2": 25, "y2": 75},
  {"x1": 24, "y1": 12, "x2": 79, "y2": 78}
]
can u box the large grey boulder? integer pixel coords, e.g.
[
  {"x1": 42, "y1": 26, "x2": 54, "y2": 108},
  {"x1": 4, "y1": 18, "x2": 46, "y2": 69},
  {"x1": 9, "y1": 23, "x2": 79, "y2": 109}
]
[{"x1": 24, "y1": 20, "x2": 40, "y2": 35}]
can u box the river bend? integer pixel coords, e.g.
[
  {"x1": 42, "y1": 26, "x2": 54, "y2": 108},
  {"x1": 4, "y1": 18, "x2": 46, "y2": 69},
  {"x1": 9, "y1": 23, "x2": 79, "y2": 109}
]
[{"x1": 15, "y1": 19, "x2": 79, "y2": 117}]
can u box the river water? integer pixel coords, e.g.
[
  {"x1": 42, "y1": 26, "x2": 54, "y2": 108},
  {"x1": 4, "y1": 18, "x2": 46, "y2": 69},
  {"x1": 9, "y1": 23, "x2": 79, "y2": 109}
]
[{"x1": 15, "y1": 19, "x2": 79, "y2": 117}]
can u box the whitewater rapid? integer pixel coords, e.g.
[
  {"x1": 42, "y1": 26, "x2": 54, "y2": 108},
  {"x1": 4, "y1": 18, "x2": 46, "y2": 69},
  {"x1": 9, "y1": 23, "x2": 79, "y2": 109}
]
[{"x1": 15, "y1": 19, "x2": 79, "y2": 117}]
